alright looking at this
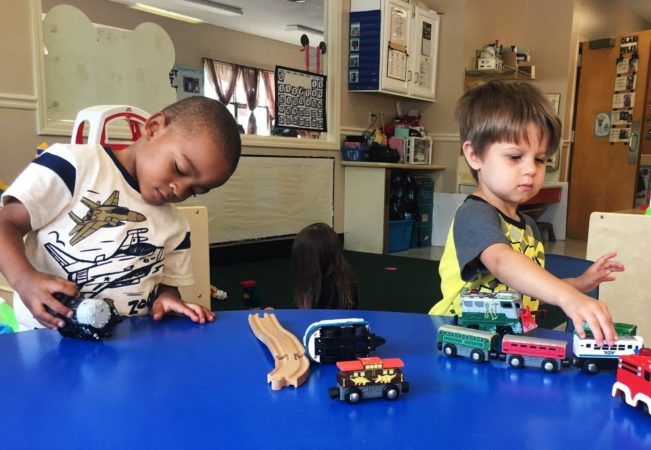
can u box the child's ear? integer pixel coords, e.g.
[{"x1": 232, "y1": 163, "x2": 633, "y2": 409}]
[
  {"x1": 143, "y1": 112, "x2": 166, "y2": 138},
  {"x1": 462, "y1": 140, "x2": 482, "y2": 171}
]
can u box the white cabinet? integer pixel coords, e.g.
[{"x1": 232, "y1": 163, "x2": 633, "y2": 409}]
[{"x1": 349, "y1": 0, "x2": 440, "y2": 101}]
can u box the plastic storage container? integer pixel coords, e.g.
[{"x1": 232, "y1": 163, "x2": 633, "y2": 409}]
[
  {"x1": 341, "y1": 145, "x2": 369, "y2": 161},
  {"x1": 389, "y1": 219, "x2": 414, "y2": 252}
]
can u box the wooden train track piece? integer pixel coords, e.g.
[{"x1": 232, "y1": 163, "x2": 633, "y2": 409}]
[{"x1": 248, "y1": 312, "x2": 310, "y2": 390}]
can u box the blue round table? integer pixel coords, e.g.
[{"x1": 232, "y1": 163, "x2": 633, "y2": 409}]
[{"x1": 0, "y1": 309, "x2": 648, "y2": 449}]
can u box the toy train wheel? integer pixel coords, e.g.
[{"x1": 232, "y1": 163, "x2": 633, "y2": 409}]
[
  {"x1": 328, "y1": 387, "x2": 340, "y2": 399},
  {"x1": 345, "y1": 387, "x2": 363, "y2": 404},
  {"x1": 443, "y1": 343, "x2": 457, "y2": 357},
  {"x1": 382, "y1": 384, "x2": 400, "y2": 401},
  {"x1": 582, "y1": 359, "x2": 600, "y2": 375},
  {"x1": 541, "y1": 358, "x2": 558, "y2": 373},
  {"x1": 470, "y1": 349, "x2": 485, "y2": 364},
  {"x1": 508, "y1": 355, "x2": 524, "y2": 369},
  {"x1": 640, "y1": 402, "x2": 649, "y2": 416}
]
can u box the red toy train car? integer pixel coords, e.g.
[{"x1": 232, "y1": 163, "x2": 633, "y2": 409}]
[{"x1": 612, "y1": 352, "x2": 651, "y2": 416}]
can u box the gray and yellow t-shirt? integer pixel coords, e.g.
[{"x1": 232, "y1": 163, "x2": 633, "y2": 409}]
[{"x1": 429, "y1": 195, "x2": 544, "y2": 316}]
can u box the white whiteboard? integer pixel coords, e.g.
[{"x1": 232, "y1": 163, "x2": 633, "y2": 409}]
[
  {"x1": 182, "y1": 156, "x2": 334, "y2": 243},
  {"x1": 43, "y1": 4, "x2": 176, "y2": 122}
]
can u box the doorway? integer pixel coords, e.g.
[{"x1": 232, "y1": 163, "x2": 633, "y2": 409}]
[{"x1": 567, "y1": 31, "x2": 651, "y2": 239}]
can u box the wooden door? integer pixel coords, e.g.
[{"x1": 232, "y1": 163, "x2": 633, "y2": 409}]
[{"x1": 567, "y1": 31, "x2": 651, "y2": 239}]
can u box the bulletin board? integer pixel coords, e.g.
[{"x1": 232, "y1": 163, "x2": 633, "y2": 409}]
[{"x1": 274, "y1": 66, "x2": 327, "y2": 132}]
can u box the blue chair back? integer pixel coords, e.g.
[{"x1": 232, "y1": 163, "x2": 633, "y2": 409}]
[{"x1": 544, "y1": 253, "x2": 598, "y2": 332}]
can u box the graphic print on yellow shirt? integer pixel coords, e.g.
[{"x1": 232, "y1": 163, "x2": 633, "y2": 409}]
[{"x1": 429, "y1": 196, "x2": 545, "y2": 316}]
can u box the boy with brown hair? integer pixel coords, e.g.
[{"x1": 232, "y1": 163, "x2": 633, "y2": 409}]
[
  {"x1": 429, "y1": 81, "x2": 623, "y2": 344},
  {"x1": 0, "y1": 96, "x2": 241, "y2": 330}
]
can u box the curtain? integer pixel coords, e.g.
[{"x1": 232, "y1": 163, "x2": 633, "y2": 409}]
[
  {"x1": 240, "y1": 67, "x2": 259, "y2": 135},
  {"x1": 261, "y1": 70, "x2": 275, "y2": 121},
  {"x1": 203, "y1": 58, "x2": 239, "y2": 105}
]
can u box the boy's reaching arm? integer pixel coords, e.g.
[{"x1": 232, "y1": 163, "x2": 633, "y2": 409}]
[
  {"x1": 0, "y1": 198, "x2": 77, "y2": 329},
  {"x1": 151, "y1": 284, "x2": 215, "y2": 324},
  {"x1": 480, "y1": 243, "x2": 617, "y2": 345}
]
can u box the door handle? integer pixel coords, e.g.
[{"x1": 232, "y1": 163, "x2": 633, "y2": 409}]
[{"x1": 628, "y1": 120, "x2": 641, "y2": 165}]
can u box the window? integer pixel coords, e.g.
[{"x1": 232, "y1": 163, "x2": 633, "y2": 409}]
[{"x1": 203, "y1": 59, "x2": 274, "y2": 136}]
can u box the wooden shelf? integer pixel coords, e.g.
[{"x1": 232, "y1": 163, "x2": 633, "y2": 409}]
[
  {"x1": 341, "y1": 161, "x2": 446, "y2": 170},
  {"x1": 465, "y1": 65, "x2": 534, "y2": 80}
]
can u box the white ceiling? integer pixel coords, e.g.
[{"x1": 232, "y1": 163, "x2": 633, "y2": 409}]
[{"x1": 109, "y1": 0, "x2": 324, "y2": 45}]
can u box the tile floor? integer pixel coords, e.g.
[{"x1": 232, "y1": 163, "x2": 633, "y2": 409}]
[{"x1": 392, "y1": 238, "x2": 588, "y2": 261}]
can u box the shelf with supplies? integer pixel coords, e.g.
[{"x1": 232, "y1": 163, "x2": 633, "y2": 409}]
[
  {"x1": 342, "y1": 162, "x2": 446, "y2": 254},
  {"x1": 464, "y1": 65, "x2": 535, "y2": 79}
]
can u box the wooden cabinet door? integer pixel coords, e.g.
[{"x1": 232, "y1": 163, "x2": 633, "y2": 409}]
[{"x1": 567, "y1": 32, "x2": 651, "y2": 239}]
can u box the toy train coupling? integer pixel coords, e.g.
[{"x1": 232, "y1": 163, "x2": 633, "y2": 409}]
[
  {"x1": 50, "y1": 295, "x2": 122, "y2": 341},
  {"x1": 303, "y1": 318, "x2": 386, "y2": 364}
]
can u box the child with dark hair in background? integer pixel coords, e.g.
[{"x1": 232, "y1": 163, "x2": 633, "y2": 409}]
[
  {"x1": 292, "y1": 223, "x2": 359, "y2": 309},
  {"x1": 0, "y1": 96, "x2": 241, "y2": 330}
]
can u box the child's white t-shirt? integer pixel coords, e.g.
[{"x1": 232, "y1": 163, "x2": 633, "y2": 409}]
[{"x1": 1, "y1": 143, "x2": 193, "y2": 329}]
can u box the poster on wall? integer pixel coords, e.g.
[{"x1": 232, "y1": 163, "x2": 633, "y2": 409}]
[
  {"x1": 609, "y1": 127, "x2": 631, "y2": 143},
  {"x1": 612, "y1": 92, "x2": 635, "y2": 109},
  {"x1": 169, "y1": 66, "x2": 203, "y2": 101},
  {"x1": 616, "y1": 56, "x2": 639, "y2": 75},
  {"x1": 614, "y1": 74, "x2": 636, "y2": 92},
  {"x1": 594, "y1": 112, "x2": 611, "y2": 137},
  {"x1": 275, "y1": 66, "x2": 327, "y2": 132},
  {"x1": 611, "y1": 110, "x2": 632, "y2": 126}
]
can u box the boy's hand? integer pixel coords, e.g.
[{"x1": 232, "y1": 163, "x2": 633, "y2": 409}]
[
  {"x1": 562, "y1": 294, "x2": 617, "y2": 346},
  {"x1": 13, "y1": 269, "x2": 78, "y2": 330},
  {"x1": 151, "y1": 290, "x2": 215, "y2": 324},
  {"x1": 576, "y1": 252, "x2": 624, "y2": 293}
]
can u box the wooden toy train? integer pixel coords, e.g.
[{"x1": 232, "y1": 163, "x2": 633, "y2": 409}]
[
  {"x1": 440, "y1": 291, "x2": 645, "y2": 375},
  {"x1": 328, "y1": 356, "x2": 409, "y2": 404}
]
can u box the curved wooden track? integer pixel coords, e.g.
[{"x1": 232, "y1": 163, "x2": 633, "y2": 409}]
[{"x1": 248, "y1": 313, "x2": 310, "y2": 390}]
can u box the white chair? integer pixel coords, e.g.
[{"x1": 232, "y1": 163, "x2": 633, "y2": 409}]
[{"x1": 71, "y1": 105, "x2": 149, "y2": 150}]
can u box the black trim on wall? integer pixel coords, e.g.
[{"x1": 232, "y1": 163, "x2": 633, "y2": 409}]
[{"x1": 209, "y1": 233, "x2": 344, "y2": 267}]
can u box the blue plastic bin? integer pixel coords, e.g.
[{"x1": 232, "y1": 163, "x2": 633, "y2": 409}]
[{"x1": 389, "y1": 219, "x2": 413, "y2": 253}]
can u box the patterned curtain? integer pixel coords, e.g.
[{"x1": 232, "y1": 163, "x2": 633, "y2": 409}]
[
  {"x1": 240, "y1": 67, "x2": 260, "y2": 135},
  {"x1": 203, "y1": 58, "x2": 239, "y2": 105},
  {"x1": 261, "y1": 70, "x2": 275, "y2": 120}
]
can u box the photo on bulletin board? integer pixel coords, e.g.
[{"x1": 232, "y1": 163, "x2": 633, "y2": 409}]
[
  {"x1": 274, "y1": 66, "x2": 327, "y2": 132},
  {"x1": 169, "y1": 65, "x2": 204, "y2": 101}
]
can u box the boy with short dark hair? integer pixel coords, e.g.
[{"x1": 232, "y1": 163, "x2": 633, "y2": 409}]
[
  {"x1": 429, "y1": 81, "x2": 623, "y2": 345},
  {"x1": 0, "y1": 96, "x2": 241, "y2": 330}
]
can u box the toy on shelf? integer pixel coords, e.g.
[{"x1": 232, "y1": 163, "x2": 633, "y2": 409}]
[
  {"x1": 248, "y1": 312, "x2": 310, "y2": 390},
  {"x1": 612, "y1": 351, "x2": 651, "y2": 416},
  {"x1": 437, "y1": 324, "x2": 499, "y2": 364},
  {"x1": 572, "y1": 331, "x2": 644, "y2": 375},
  {"x1": 303, "y1": 318, "x2": 386, "y2": 363},
  {"x1": 457, "y1": 290, "x2": 537, "y2": 335},
  {"x1": 328, "y1": 356, "x2": 409, "y2": 404},
  {"x1": 241, "y1": 280, "x2": 262, "y2": 309},
  {"x1": 49, "y1": 295, "x2": 122, "y2": 341},
  {"x1": 499, "y1": 334, "x2": 570, "y2": 373}
]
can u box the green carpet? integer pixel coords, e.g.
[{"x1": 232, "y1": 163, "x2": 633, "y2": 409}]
[
  {"x1": 210, "y1": 251, "x2": 439, "y2": 313},
  {"x1": 209, "y1": 250, "x2": 566, "y2": 328}
]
